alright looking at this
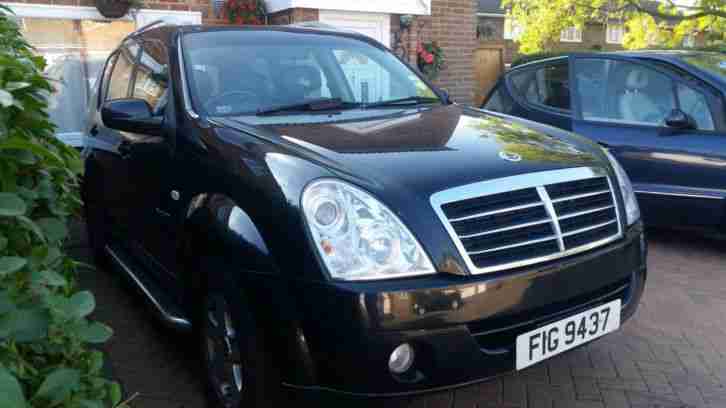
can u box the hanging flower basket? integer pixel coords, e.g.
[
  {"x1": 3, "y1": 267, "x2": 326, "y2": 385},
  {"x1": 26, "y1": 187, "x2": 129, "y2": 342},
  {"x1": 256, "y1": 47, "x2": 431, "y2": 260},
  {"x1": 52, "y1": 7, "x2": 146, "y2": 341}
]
[
  {"x1": 95, "y1": 0, "x2": 135, "y2": 18},
  {"x1": 224, "y1": 0, "x2": 267, "y2": 25},
  {"x1": 417, "y1": 41, "x2": 445, "y2": 81}
]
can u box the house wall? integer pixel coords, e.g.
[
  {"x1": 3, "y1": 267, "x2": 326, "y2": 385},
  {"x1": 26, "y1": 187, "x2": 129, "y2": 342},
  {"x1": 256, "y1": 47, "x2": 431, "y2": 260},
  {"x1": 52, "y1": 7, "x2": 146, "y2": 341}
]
[
  {"x1": 267, "y1": 7, "x2": 318, "y2": 25},
  {"x1": 391, "y1": 0, "x2": 479, "y2": 104},
  {"x1": 477, "y1": 16, "x2": 625, "y2": 65},
  {"x1": 14, "y1": 0, "x2": 219, "y2": 24}
]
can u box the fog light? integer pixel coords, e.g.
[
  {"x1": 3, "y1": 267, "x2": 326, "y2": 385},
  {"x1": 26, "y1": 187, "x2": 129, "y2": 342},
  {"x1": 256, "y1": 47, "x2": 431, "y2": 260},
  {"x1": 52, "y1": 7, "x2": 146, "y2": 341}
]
[{"x1": 389, "y1": 343, "x2": 415, "y2": 374}]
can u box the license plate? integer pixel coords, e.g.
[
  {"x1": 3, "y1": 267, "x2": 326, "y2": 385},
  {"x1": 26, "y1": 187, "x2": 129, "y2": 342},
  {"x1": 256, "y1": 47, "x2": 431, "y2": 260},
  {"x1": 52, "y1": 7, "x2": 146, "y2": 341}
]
[{"x1": 516, "y1": 299, "x2": 621, "y2": 370}]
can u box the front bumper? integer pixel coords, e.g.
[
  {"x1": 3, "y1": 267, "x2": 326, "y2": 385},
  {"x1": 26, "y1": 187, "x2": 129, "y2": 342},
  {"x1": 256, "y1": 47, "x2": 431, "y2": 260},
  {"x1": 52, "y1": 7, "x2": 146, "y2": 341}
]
[{"x1": 287, "y1": 224, "x2": 647, "y2": 396}]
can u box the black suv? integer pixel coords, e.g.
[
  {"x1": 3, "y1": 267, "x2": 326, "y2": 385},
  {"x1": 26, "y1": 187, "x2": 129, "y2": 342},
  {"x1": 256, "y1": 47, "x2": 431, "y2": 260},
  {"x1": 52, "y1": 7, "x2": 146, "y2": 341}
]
[{"x1": 82, "y1": 23, "x2": 647, "y2": 407}]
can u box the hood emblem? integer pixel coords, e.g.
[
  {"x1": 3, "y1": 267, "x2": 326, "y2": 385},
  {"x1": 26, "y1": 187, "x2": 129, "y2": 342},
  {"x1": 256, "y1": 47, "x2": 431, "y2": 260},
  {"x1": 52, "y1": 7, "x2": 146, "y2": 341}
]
[{"x1": 499, "y1": 151, "x2": 522, "y2": 162}]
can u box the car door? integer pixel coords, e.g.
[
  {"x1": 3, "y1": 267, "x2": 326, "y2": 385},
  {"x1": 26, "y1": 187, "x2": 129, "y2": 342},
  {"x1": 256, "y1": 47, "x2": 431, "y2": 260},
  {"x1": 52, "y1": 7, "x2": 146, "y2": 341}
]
[
  {"x1": 121, "y1": 35, "x2": 180, "y2": 287},
  {"x1": 89, "y1": 40, "x2": 141, "y2": 244},
  {"x1": 570, "y1": 54, "x2": 726, "y2": 230},
  {"x1": 496, "y1": 60, "x2": 574, "y2": 131}
]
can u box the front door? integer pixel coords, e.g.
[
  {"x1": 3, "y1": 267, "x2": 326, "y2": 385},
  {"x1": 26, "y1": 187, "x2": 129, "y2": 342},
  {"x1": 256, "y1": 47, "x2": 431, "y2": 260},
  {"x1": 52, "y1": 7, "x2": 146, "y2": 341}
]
[{"x1": 570, "y1": 55, "x2": 726, "y2": 230}]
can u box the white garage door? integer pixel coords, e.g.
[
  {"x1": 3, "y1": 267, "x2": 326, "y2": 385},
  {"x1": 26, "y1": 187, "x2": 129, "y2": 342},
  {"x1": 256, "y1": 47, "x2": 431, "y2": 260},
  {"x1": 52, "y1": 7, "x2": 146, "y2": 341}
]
[{"x1": 318, "y1": 10, "x2": 391, "y2": 47}]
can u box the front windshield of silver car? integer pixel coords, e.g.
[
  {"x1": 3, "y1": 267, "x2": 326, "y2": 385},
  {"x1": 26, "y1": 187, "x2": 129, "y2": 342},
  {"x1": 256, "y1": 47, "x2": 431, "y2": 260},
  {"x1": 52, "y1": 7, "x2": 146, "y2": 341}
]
[{"x1": 181, "y1": 30, "x2": 440, "y2": 117}]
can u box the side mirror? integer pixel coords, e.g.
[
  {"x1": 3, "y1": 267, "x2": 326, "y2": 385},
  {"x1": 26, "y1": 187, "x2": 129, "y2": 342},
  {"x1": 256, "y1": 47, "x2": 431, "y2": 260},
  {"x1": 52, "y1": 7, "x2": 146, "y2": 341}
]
[
  {"x1": 664, "y1": 109, "x2": 695, "y2": 130},
  {"x1": 101, "y1": 99, "x2": 163, "y2": 136}
]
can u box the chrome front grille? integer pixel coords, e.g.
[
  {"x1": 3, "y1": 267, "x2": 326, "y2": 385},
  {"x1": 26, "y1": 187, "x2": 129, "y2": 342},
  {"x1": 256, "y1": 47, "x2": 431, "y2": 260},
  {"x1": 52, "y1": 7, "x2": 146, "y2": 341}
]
[{"x1": 431, "y1": 167, "x2": 622, "y2": 275}]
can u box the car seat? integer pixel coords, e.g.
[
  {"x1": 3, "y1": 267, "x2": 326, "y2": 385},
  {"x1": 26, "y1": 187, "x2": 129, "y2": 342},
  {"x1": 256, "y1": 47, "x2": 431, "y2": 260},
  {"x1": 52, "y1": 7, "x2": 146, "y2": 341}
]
[{"x1": 618, "y1": 68, "x2": 663, "y2": 124}]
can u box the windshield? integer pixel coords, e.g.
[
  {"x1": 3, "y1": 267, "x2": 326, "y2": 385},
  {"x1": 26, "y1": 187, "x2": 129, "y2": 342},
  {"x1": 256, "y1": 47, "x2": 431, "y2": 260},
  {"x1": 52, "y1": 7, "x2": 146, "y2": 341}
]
[
  {"x1": 679, "y1": 53, "x2": 726, "y2": 81},
  {"x1": 182, "y1": 30, "x2": 439, "y2": 117}
]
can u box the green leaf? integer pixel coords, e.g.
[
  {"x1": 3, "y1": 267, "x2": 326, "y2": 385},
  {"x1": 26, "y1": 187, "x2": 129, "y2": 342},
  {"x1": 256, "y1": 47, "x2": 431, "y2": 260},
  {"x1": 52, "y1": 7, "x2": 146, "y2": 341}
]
[
  {"x1": 0, "y1": 257, "x2": 26, "y2": 277},
  {"x1": 0, "y1": 366, "x2": 27, "y2": 408},
  {"x1": 88, "y1": 350, "x2": 104, "y2": 373},
  {"x1": 0, "y1": 235, "x2": 6, "y2": 251},
  {"x1": 0, "y1": 193, "x2": 26, "y2": 217},
  {"x1": 5, "y1": 82, "x2": 31, "y2": 91},
  {"x1": 0, "y1": 308, "x2": 49, "y2": 342},
  {"x1": 16, "y1": 216, "x2": 46, "y2": 243},
  {"x1": 78, "y1": 400, "x2": 104, "y2": 408},
  {"x1": 108, "y1": 382, "x2": 122, "y2": 407},
  {"x1": 66, "y1": 291, "x2": 95, "y2": 319},
  {"x1": 31, "y1": 270, "x2": 67, "y2": 287},
  {"x1": 0, "y1": 89, "x2": 15, "y2": 107},
  {"x1": 33, "y1": 368, "x2": 80, "y2": 406},
  {"x1": 0, "y1": 291, "x2": 16, "y2": 314},
  {"x1": 77, "y1": 322, "x2": 113, "y2": 344},
  {"x1": 36, "y1": 218, "x2": 67, "y2": 243}
]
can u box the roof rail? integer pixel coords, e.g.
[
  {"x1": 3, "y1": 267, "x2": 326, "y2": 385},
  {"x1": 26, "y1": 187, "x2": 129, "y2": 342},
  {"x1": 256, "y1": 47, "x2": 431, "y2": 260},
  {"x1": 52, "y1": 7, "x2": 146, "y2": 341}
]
[{"x1": 123, "y1": 19, "x2": 167, "y2": 42}]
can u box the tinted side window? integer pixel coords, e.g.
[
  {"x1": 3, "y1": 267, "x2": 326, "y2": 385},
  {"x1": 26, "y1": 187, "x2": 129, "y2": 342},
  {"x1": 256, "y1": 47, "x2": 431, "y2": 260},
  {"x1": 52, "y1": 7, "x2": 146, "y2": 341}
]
[
  {"x1": 574, "y1": 58, "x2": 714, "y2": 130},
  {"x1": 483, "y1": 86, "x2": 513, "y2": 114},
  {"x1": 106, "y1": 44, "x2": 137, "y2": 100},
  {"x1": 510, "y1": 64, "x2": 570, "y2": 111},
  {"x1": 677, "y1": 83, "x2": 714, "y2": 131},
  {"x1": 133, "y1": 39, "x2": 169, "y2": 115}
]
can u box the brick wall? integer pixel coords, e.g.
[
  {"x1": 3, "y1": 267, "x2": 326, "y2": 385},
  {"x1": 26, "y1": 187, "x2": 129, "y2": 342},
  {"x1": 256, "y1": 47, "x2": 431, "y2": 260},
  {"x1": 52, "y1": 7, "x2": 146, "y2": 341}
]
[
  {"x1": 267, "y1": 7, "x2": 318, "y2": 25},
  {"x1": 392, "y1": 0, "x2": 478, "y2": 105}
]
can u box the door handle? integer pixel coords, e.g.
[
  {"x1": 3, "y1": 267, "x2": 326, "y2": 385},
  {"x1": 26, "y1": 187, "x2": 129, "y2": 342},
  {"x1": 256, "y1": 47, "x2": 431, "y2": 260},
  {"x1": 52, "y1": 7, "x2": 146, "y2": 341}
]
[{"x1": 117, "y1": 141, "x2": 132, "y2": 158}]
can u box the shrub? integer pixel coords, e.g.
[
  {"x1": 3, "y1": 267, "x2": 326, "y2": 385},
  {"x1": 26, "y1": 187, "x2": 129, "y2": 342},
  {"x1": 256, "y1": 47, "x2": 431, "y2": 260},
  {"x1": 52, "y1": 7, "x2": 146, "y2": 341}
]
[{"x1": 0, "y1": 6, "x2": 122, "y2": 408}]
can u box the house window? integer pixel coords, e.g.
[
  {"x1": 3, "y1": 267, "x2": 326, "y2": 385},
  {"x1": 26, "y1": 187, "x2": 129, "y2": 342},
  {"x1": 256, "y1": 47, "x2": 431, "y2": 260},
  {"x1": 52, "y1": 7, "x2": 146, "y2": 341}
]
[
  {"x1": 682, "y1": 34, "x2": 696, "y2": 48},
  {"x1": 504, "y1": 17, "x2": 522, "y2": 40},
  {"x1": 606, "y1": 24, "x2": 624, "y2": 44},
  {"x1": 560, "y1": 26, "x2": 582, "y2": 42}
]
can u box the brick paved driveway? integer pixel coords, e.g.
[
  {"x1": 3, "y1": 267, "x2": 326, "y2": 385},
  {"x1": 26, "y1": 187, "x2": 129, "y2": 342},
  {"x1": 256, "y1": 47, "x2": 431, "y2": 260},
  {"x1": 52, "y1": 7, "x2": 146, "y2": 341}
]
[{"x1": 68, "y1": 225, "x2": 726, "y2": 408}]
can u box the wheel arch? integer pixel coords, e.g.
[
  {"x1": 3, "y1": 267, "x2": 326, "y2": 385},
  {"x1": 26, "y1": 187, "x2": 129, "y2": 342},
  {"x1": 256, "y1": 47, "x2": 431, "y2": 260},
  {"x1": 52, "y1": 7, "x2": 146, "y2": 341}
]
[{"x1": 179, "y1": 192, "x2": 318, "y2": 386}]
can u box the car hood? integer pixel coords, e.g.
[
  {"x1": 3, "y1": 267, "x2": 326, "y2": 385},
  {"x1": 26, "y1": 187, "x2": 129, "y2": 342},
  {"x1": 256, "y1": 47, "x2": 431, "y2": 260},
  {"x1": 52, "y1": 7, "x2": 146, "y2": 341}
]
[{"x1": 250, "y1": 105, "x2": 601, "y2": 198}]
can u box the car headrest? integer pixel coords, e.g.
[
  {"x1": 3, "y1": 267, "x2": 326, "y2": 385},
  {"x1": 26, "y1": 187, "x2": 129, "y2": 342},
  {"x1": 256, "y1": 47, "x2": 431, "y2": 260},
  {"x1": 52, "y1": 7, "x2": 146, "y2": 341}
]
[
  {"x1": 281, "y1": 65, "x2": 322, "y2": 96},
  {"x1": 625, "y1": 69, "x2": 649, "y2": 90}
]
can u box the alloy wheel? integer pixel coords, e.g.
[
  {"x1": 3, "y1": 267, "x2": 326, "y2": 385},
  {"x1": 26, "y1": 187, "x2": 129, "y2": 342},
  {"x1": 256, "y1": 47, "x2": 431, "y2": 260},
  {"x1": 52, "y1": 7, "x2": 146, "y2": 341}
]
[{"x1": 205, "y1": 296, "x2": 243, "y2": 408}]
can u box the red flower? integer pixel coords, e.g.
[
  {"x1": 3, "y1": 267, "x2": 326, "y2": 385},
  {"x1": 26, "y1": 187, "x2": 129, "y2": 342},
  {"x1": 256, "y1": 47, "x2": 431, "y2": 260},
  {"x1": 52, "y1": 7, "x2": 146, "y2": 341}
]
[
  {"x1": 424, "y1": 53, "x2": 434, "y2": 64},
  {"x1": 416, "y1": 43, "x2": 424, "y2": 54}
]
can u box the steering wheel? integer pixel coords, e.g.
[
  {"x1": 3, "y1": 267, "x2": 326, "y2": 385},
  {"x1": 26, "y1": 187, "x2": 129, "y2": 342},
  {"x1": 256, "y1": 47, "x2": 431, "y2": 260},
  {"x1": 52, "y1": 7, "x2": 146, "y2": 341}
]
[{"x1": 204, "y1": 90, "x2": 259, "y2": 115}]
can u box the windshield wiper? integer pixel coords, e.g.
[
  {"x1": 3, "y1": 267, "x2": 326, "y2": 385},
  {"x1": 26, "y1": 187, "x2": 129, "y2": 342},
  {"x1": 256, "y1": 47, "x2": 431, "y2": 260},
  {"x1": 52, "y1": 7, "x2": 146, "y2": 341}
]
[
  {"x1": 363, "y1": 96, "x2": 441, "y2": 109},
  {"x1": 256, "y1": 98, "x2": 358, "y2": 116}
]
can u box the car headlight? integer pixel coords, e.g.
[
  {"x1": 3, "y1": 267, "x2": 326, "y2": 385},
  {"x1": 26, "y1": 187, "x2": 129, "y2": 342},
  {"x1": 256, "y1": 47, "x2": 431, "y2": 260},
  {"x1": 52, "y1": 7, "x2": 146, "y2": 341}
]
[
  {"x1": 302, "y1": 179, "x2": 436, "y2": 281},
  {"x1": 602, "y1": 149, "x2": 640, "y2": 226}
]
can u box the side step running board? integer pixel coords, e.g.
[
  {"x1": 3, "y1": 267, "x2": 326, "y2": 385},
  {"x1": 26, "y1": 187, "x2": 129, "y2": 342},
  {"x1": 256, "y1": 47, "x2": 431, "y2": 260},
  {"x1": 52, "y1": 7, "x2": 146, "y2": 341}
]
[{"x1": 105, "y1": 245, "x2": 193, "y2": 331}]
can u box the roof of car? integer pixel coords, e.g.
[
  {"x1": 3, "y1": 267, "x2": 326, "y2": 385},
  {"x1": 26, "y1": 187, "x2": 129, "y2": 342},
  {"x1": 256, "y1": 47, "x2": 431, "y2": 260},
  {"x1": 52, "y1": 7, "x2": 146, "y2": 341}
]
[
  {"x1": 511, "y1": 50, "x2": 718, "y2": 70},
  {"x1": 136, "y1": 23, "x2": 376, "y2": 48}
]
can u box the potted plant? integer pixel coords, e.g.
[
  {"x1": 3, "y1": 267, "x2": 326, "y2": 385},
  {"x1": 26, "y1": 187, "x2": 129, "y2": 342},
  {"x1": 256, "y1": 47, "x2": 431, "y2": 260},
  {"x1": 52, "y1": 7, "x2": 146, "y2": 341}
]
[
  {"x1": 417, "y1": 41, "x2": 445, "y2": 80},
  {"x1": 224, "y1": 0, "x2": 267, "y2": 25},
  {"x1": 96, "y1": 0, "x2": 141, "y2": 18}
]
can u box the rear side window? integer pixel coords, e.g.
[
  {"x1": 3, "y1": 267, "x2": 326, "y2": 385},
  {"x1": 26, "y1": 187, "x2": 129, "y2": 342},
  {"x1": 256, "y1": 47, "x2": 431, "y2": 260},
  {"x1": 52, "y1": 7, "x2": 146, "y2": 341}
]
[
  {"x1": 510, "y1": 64, "x2": 571, "y2": 111},
  {"x1": 106, "y1": 45, "x2": 137, "y2": 100},
  {"x1": 574, "y1": 58, "x2": 714, "y2": 130}
]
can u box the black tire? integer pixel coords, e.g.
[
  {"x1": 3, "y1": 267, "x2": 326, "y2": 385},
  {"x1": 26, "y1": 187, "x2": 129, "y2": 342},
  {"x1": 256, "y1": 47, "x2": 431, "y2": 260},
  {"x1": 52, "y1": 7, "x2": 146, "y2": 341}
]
[{"x1": 198, "y1": 284, "x2": 282, "y2": 408}]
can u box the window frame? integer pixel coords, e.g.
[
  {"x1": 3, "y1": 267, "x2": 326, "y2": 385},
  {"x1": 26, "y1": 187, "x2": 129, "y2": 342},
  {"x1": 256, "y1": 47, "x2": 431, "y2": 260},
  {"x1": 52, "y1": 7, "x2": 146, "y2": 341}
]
[
  {"x1": 569, "y1": 54, "x2": 724, "y2": 134},
  {"x1": 605, "y1": 24, "x2": 624, "y2": 45},
  {"x1": 504, "y1": 58, "x2": 573, "y2": 117},
  {"x1": 560, "y1": 26, "x2": 583, "y2": 43}
]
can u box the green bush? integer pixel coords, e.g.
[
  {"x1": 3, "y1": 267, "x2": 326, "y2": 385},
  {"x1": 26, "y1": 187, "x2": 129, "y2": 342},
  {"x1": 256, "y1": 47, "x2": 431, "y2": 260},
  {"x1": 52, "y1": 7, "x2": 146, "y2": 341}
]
[{"x1": 0, "y1": 6, "x2": 122, "y2": 408}]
